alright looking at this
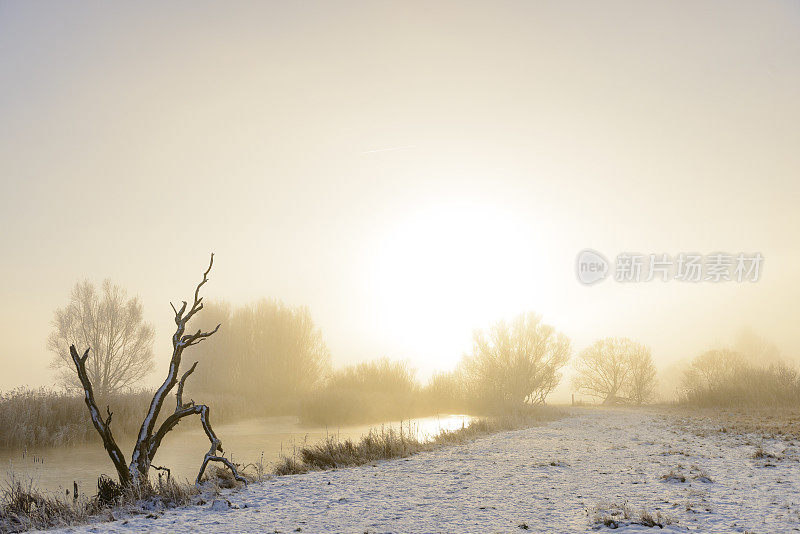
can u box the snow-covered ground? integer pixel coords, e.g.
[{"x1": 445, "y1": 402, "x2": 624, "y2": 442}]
[{"x1": 49, "y1": 408, "x2": 799, "y2": 533}]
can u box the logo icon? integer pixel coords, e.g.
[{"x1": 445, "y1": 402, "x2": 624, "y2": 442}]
[{"x1": 576, "y1": 249, "x2": 609, "y2": 285}]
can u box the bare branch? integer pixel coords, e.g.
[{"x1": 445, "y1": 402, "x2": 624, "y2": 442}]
[
  {"x1": 197, "y1": 455, "x2": 247, "y2": 486},
  {"x1": 177, "y1": 361, "x2": 198, "y2": 409},
  {"x1": 174, "y1": 301, "x2": 188, "y2": 323},
  {"x1": 148, "y1": 405, "x2": 199, "y2": 461},
  {"x1": 197, "y1": 254, "x2": 214, "y2": 300},
  {"x1": 182, "y1": 254, "x2": 214, "y2": 324},
  {"x1": 130, "y1": 254, "x2": 219, "y2": 481},
  {"x1": 148, "y1": 398, "x2": 246, "y2": 493},
  {"x1": 152, "y1": 464, "x2": 171, "y2": 483},
  {"x1": 181, "y1": 324, "x2": 221, "y2": 347},
  {"x1": 195, "y1": 404, "x2": 246, "y2": 486},
  {"x1": 69, "y1": 345, "x2": 131, "y2": 486}
]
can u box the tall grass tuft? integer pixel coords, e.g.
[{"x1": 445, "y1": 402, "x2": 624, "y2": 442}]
[
  {"x1": 0, "y1": 472, "x2": 99, "y2": 532},
  {"x1": 275, "y1": 406, "x2": 561, "y2": 475},
  {"x1": 0, "y1": 388, "x2": 155, "y2": 449},
  {"x1": 0, "y1": 469, "x2": 204, "y2": 533}
]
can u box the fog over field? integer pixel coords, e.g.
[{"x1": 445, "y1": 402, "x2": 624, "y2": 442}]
[
  {"x1": 1, "y1": 1, "x2": 799, "y2": 397},
  {"x1": 1, "y1": 2, "x2": 799, "y2": 532}
]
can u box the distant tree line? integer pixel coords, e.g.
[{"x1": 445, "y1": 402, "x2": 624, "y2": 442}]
[
  {"x1": 300, "y1": 357, "x2": 417, "y2": 424},
  {"x1": 43, "y1": 277, "x2": 664, "y2": 428},
  {"x1": 679, "y1": 330, "x2": 800, "y2": 407},
  {"x1": 303, "y1": 313, "x2": 658, "y2": 424},
  {"x1": 26, "y1": 270, "x2": 795, "y2": 456}
]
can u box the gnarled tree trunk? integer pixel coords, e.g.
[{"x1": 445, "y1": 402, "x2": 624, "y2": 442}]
[{"x1": 69, "y1": 254, "x2": 246, "y2": 487}]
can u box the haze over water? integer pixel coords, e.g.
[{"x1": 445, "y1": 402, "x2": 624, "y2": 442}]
[{"x1": 1, "y1": 1, "x2": 798, "y2": 399}]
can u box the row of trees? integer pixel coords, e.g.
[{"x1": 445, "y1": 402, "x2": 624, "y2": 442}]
[
  {"x1": 297, "y1": 314, "x2": 655, "y2": 425},
  {"x1": 48, "y1": 258, "x2": 791, "y2": 492},
  {"x1": 431, "y1": 314, "x2": 657, "y2": 410},
  {"x1": 47, "y1": 279, "x2": 660, "y2": 409},
  {"x1": 48, "y1": 284, "x2": 332, "y2": 411},
  {"x1": 299, "y1": 313, "x2": 659, "y2": 423}
]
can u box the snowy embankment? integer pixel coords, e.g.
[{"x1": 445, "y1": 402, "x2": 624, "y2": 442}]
[{"x1": 50, "y1": 408, "x2": 799, "y2": 533}]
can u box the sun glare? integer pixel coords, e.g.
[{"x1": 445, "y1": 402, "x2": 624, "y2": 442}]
[{"x1": 370, "y1": 202, "x2": 552, "y2": 372}]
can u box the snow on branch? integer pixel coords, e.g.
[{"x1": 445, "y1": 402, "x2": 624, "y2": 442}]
[
  {"x1": 69, "y1": 345, "x2": 131, "y2": 486},
  {"x1": 70, "y1": 254, "x2": 244, "y2": 487}
]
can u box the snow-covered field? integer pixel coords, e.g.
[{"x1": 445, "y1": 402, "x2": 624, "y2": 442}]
[{"x1": 49, "y1": 408, "x2": 799, "y2": 533}]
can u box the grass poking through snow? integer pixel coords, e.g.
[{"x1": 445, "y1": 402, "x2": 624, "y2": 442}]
[
  {"x1": 273, "y1": 408, "x2": 562, "y2": 475},
  {"x1": 0, "y1": 470, "x2": 208, "y2": 533},
  {"x1": 592, "y1": 502, "x2": 675, "y2": 529}
]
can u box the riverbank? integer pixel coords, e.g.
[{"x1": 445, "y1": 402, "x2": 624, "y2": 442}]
[
  {"x1": 45, "y1": 407, "x2": 800, "y2": 533},
  {"x1": 0, "y1": 414, "x2": 475, "y2": 496},
  {"x1": 3, "y1": 408, "x2": 560, "y2": 532}
]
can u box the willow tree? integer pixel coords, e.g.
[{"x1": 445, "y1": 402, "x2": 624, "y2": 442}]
[
  {"x1": 69, "y1": 254, "x2": 245, "y2": 487},
  {"x1": 572, "y1": 337, "x2": 656, "y2": 405},
  {"x1": 462, "y1": 312, "x2": 571, "y2": 409}
]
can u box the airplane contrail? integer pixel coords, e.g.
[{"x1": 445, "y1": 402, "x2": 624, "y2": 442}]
[{"x1": 361, "y1": 145, "x2": 414, "y2": 154}]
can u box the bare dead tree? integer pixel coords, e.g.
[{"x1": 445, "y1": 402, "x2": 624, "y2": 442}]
[
  {"x1": 69, "y1": 254, "x2": 246, "y2": 487},
  {"x1": 69, "y1": 345, "x2": 131, "y2": 486}
]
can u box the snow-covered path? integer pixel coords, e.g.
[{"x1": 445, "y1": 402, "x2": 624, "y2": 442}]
[{"x1": 52, "y1": 408, "x2": 799, "y2": 533}]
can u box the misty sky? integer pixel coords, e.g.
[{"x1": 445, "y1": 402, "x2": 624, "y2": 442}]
[{"x1": 1, "y1": 1, "x2": 799, "y2": 393}]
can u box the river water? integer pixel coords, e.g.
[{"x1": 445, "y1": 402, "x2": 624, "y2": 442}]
[{"x1": 0, "y1": 414, "x2": 471, "y2": 495}]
